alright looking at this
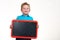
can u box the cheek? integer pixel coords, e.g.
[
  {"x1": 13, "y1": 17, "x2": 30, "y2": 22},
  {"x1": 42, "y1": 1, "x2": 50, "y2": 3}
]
[
  {"x1": 27, "y1": 9, "x2": 30, "y2": 12},
  {"x1": 21, "y1": 9, "x2": 25, "y2": 12}
]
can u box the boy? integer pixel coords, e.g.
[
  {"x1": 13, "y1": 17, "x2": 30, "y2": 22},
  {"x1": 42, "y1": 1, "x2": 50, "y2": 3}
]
[
  {"x1": 16, "y1": 2, "x2": 33, "y2": 20},
  {"x1": 16, "y1": 2, "x2": 33, "y2": 40},
  {"x1": 11, "y1": 2, "x2": 33, "y2": 40}
]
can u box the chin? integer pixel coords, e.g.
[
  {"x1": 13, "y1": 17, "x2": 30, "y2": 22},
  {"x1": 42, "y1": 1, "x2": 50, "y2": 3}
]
[
  {"x1": 24, "y1": 13, "x2": 28, "y2": 15},
  {"x1": 23, "y1": 12, "x2": 29, "y2": 15}
]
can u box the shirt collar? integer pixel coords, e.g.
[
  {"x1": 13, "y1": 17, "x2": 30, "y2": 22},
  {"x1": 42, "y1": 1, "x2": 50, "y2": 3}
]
[{"x1": 22, "y1": 14, "x2": 29, "y2": 17}]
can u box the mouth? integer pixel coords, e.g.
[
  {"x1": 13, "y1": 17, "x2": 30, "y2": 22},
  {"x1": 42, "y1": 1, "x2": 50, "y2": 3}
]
[{"x1": 25, "y1": 11, "x2": 28, "y2": 12}]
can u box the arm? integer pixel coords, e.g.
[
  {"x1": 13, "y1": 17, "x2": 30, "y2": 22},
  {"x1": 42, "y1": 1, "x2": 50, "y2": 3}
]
[{"x1": 10, "y1": 16, "x2": 19, "y2": 29}]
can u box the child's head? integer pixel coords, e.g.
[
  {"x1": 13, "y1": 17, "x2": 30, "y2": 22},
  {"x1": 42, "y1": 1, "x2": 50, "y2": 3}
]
[{"x1": 21, "y1": 2, "x2": 30, "y2": 15}]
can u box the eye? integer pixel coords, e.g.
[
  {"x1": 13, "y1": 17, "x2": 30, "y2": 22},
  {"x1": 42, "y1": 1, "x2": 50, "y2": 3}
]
[
  {"x1": 27, "y1": 8, "x2": 29, "y2": 9},
  {"x1": 23, "y1": 8, "x2": 25, "y2": 9}
]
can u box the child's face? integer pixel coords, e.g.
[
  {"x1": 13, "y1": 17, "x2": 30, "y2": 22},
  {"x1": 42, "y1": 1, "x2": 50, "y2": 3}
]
[{"x1": 21, "y1": 5, "x2": 30, "y2": 15}]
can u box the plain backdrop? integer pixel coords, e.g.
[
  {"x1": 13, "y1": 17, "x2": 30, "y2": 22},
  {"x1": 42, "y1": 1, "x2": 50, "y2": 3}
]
[{"x1": 0, "y1": 0, "x2": 60, "y2": 40}]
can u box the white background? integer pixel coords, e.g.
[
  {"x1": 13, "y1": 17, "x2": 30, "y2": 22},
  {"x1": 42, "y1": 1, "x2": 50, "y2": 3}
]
[{"x1": 0, "y1": 0, "x2": 60, "y2": 40}]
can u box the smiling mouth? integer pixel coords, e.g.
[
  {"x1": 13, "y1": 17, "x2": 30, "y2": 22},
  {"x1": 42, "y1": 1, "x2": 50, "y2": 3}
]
[{"x1": 25, "y1": 11, "x2": 28, "y2": 12}]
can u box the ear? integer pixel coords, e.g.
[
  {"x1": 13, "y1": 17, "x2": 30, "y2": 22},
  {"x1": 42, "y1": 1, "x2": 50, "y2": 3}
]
[
  {"x1": 21, "y1": 8, "x2": 22, "y2": 11},
  {"x1": 29, "y1": 8, "x2": 30, "y2": 12}
]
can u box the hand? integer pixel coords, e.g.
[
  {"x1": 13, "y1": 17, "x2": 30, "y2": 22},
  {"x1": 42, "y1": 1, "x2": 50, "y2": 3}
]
[
  {"x1": 10, "y1": 25, "x2": 13, "y2": 29},
  {"x1": 37, "y1": 25, "x2": 39, "y2": 28}
]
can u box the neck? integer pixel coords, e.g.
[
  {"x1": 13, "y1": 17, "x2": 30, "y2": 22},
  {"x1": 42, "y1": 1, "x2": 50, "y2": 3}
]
[{"x1": 23, "y1": 14, "x2": 28, "y2": 16}]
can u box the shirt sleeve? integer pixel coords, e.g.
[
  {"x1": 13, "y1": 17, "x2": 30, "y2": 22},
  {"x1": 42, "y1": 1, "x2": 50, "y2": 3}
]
[
  {"x1": 31, "y1": 17, "x2": 33, "y2": 20},
  {"x1": 16, "y1": 16, "x2": 19, "y2": 20}
]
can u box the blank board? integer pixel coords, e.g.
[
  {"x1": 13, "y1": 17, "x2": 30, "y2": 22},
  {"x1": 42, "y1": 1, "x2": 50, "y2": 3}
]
[{"x1": 11, "y1": 20, "x2": 38, "y2": 39}]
